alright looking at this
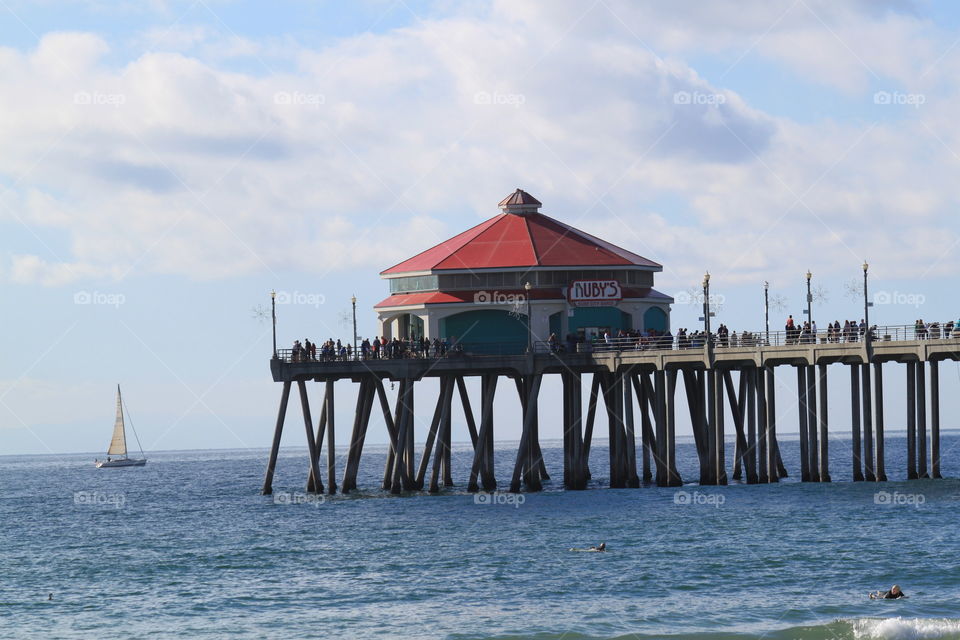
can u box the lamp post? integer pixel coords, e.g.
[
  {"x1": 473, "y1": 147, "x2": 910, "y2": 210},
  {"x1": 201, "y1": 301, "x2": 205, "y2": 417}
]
[
  {"x1": 351, "y1": 294, "x2": 358, "y2": 360},
  {"x1": 524, "y1": 281, "x2": 533, "y2": 353},
  {"x1": 805, "y1": 270, "x2": 813, "y2": 340},
  {"x1": 862, "y1": 261, "x2": 870, "y2": 343},
  {"x1": 271, "y1": 290, "x2": 277, "y2": 359},
  {"x1": 764, "y1": 281, "x2": 770, "y2": 346},
  {"x1": 702, "y1": 272, "x2": 711, "y2": 342}
]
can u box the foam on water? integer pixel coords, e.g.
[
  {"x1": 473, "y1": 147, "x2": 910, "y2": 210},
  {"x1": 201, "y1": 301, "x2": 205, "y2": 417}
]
[{"x1": 850, "y1": 617, "x2": 960, "y2": 640}]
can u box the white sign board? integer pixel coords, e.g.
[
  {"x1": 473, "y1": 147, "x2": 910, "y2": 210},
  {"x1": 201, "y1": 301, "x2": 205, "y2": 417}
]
[{"x1": 568, "y1": 280, "x2": 622, "y2": 307}]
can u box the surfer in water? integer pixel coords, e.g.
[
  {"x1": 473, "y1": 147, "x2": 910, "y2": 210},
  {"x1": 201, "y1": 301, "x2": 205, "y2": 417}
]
[
  {"x1": 589, "y1": 542, "x2": 606, "y2": 552},
  {"x1": 870, "y1": 584, "x2": 906, "y2": 599}
]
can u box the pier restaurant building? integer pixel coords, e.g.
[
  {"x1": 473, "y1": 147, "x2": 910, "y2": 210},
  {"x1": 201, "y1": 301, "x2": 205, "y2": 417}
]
[{"x1": 375, "y1": 189, "x2": 673, "y2": 350}]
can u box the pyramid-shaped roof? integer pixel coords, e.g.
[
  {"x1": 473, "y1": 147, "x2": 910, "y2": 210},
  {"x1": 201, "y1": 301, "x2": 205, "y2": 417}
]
[{"x1": 381, "y1": 190, "x2": 661, "y2": 275}]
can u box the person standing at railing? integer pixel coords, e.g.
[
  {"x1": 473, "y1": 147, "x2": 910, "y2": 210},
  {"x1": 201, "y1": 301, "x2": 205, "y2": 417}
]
[{"x1": 945, "y1": 320, "x2": 955, "y2": 339}]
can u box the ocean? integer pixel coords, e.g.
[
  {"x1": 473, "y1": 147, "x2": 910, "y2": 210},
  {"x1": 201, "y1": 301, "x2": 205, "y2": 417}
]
[{"x1": 2, "y1": 433, "x2": 960, "y2": 639}]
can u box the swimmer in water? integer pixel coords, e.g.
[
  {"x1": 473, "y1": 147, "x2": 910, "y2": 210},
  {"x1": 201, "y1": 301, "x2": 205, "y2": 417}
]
[{"x1": 870, "y1": 584, "x2": 906, "y2": 599}]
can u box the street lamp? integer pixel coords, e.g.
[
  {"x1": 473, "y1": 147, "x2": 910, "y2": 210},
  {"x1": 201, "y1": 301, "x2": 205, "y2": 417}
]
[
  {"x1": 862, "y1": 261, "x2": 870, "y2": 343},
  {"x1": 702, "y1": 272, "x2": 711, "y2": 342},
  {"x1": 805, "y1": 270, "x2": 813, "y2": 341},
  {"x1": 351, "y1": 294, "x2": 358, "y2": 360},
  {"x1": 524, "y1": 281, "x2": 533, "y2": 353},
  {"x1": 764, "y1": 281, "x2": 770, "y2": 346},
  {"x1": 271, "y1": 290, "x2": 277, "y2": 359}
]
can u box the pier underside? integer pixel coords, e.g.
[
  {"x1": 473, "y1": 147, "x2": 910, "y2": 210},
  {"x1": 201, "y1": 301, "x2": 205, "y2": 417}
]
[{"x1": 261, "y1": 338, "x2": 959, "y2": 495}]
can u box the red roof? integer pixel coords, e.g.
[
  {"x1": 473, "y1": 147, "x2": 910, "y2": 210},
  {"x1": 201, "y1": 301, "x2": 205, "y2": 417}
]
[
  {"x1": 375, "y1": 287, "x2": 667, "y2": 309},
  {"x1": 381, "y1": 196, "x2": 661, "y2": 275}
]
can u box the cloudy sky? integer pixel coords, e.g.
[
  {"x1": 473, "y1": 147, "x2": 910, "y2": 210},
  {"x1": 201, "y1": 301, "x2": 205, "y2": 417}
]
[{"x1": 2, "y1": 0, "x2": 959, "y2": 455}]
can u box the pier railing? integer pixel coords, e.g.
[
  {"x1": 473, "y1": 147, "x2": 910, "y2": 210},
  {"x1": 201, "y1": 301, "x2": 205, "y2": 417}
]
[{"x1": 275, "y1": 323, "x2": 958, "y2": 364}]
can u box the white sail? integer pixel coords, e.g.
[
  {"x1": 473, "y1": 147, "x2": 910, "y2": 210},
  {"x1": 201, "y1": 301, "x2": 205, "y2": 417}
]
[{"x1": 107, "y1": 386, "x2": 127, "y2": 457}]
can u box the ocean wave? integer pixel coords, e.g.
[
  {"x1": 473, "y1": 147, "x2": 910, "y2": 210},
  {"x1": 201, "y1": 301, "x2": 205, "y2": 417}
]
[{"x1": 848, "y1": 617, "x2": 960, "y2": 640}]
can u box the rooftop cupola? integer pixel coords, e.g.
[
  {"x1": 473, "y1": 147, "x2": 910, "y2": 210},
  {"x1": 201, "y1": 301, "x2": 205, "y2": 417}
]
[{"x1": 498, "y1": 188, "x2": 542, "y2": 215}]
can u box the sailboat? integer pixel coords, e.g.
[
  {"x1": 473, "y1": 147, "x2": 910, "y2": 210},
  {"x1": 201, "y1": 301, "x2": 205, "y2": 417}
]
[{"x1": 95, "y1": 385, "x2": 147, "y2": 468}]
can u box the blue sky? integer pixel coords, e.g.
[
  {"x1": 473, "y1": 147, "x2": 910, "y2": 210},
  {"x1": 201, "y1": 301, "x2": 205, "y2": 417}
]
[{"x1": 2, "y1": 0, "x2": 960, "y2": 456}]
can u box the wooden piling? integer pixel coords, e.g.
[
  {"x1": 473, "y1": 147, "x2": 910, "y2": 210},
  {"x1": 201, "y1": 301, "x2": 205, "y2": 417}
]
[
  {"x1": 261, "y1": 380, "x2": 291, "y2": 495},
  {"x1": 715, "y1": 370, "x2": 728, "y2": 485}
]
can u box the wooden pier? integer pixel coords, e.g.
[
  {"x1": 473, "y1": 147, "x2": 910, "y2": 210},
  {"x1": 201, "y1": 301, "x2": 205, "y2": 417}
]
[{"x1": 261, "y1": 330, "x2": 959, "y2": 495}]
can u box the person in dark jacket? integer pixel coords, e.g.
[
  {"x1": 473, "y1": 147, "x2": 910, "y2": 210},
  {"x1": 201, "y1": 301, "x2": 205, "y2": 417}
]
[{"x1": 870, "y1": 584, "x2": 905, "y2": 599}]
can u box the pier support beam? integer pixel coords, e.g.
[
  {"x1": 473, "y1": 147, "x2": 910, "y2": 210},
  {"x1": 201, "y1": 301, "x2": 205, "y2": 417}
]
[
  {"x1": 297, "y1": 380, "x2": 323, "y2": 495},
  {"x1": 862, "y1": 364, "x2": 875, "y2": 482},
  {"x1": 758, "y1": 366, "x2": 768, "y2": 483},
  {"x1": 261, "y1": 380, "x2": 291, "y2": 495},
  {"x1": 930, "y1": 361, "x2": 941, "y2": 479},
  {"x1": 817, "y1": 364, "x2": 830, "y2": 482},
  {"x1": 874, "y1": 363, "x2": 887, "y2": 482},
  {"x1": 766, "y1": 367, "x2": 785, "y2": 481},
  {"x1": 624, "y1": 372, "x2": 640, "y2": 488},
  {"x1": 850, "y1": 366, "x2": 863, "y2": 481},
  {"x1": 906, "y1": 362, "x2": 918, "y2": 480},
  {"x1": 468, "y1": 375, "x2": 498, "y2": 492},
  {"x1": 917, "y1": 362, "x2": 929, "y2": 479},
  {"x1": 326, "y1": 380, "x2": 340, "y2": 495},
  {"x1": 806, "y1": 365, "x2": 819, "y2": 482},
  {"x1": 797, "y1": 367, "x2": 810, "y2": 482},
  {"x1": 666, "y1": 370, "x2": 681, "y2": 486}
]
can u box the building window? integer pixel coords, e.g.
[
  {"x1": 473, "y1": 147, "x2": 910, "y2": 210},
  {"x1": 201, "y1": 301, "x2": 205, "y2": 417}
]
[{"x1": 389, "y1": 275, "x2": 440, "y2": 293}]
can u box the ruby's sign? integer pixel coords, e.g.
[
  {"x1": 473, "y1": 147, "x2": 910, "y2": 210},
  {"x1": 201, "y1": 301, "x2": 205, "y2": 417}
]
[{"x1": 568, "y1": 280, "x2": 622, "y2": 306}]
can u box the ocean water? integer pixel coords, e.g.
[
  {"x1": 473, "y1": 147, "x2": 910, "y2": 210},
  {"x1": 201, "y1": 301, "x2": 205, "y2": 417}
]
[{"x1": 3, "y1": 433, "x2": 960, "y2": 639}]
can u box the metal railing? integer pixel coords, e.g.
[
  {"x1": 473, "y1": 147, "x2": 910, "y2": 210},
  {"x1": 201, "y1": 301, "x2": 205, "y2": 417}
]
[{"x1": 275, "y1": 323, "x2": 960, "y2": 364}]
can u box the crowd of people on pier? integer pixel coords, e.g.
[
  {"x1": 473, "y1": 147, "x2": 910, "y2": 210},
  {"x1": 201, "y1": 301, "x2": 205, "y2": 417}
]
[
  {"x1": 290, "y1": 336, "x2": 465, "y2": 362},
  {"x1": 286, "y1": 316, "x2": 960, "y2": 363}
]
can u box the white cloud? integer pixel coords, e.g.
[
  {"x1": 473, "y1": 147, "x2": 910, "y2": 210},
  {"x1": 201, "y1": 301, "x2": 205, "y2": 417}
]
[{"x1": 0, "y1": 2, "x2": 957, "y2": 290}]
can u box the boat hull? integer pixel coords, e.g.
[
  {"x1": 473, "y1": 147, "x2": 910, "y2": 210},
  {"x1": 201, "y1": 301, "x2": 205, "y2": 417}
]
[{"x1": 95, "y1": 458, "x2": 147, "y2": 468}]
